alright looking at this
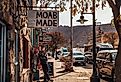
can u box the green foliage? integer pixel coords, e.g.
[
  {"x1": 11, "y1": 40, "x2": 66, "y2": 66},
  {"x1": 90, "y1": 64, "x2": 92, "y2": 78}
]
[{"x1": 48, "y1": 32, "x2": 67, "y2": 48}]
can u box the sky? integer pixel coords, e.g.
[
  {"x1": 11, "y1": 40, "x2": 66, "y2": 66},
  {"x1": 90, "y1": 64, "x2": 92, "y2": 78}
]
[
  {"x1": 37, "y1": 1, "x2": 114, "y2": 26},
  {"x1": 59, "y1": 2, "x2": 113, "y2": 26},
  {"x1": 59, "y1": 7, "x2": 113, "y2": 26}
]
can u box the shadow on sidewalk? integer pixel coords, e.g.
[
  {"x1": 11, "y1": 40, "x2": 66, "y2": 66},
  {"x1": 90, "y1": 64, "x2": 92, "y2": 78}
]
[
  {"x1": 54, "y1": 70, "x2": 71, "y2": 78},
  {"x1": 39, "y1": 70, "x2": 71, "y2": 79}
]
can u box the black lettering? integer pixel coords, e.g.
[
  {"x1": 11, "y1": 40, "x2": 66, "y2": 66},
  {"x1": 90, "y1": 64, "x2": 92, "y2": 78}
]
[
  {"x1": 53, "y1": 20, "x2": 57, "y2": 26},
  {"x1": 53, "y1": 12, "x2": 57, "y2": 19},
  {"x1": 36, "y1": 19, "x2": 42, "y2": 26},
  {"x1": 43, "y1": 12, "x2": 48, "y2": 18},
  {"x1": 49, "y1": 12, "x2": 53, "y2": 19},
  {"x1": 36, "y1": 12, "x2": 42, "y2": 18},
  {"x1": 43, "y1": 20, "x2": 48, "y2": 26},
  {"x1": 48, "y1": 20, "x2": 52, "y2": 26}
]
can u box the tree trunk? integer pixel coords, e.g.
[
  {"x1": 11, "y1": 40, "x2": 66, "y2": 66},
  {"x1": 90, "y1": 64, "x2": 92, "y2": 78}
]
[
  {"x1": 110, "y1": 3, "x2": 121, "y2": 82},
  {"x1": 115, "y1": 38, "x2": 121, "y2": 82},
  {"x1": 114, "y1": 21, "x2": 121, "y2": 82}
]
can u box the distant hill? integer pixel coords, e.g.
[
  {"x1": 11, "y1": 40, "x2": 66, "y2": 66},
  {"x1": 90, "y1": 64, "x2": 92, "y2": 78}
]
[{"x1": 49, "y1": 24, "x2": 116, "y2": 47}]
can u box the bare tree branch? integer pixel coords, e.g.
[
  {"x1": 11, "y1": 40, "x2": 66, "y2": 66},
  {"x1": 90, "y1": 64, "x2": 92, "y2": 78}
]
[
  {"x1": 107, "y1": 0, "x2": 116, "y2": 9},
  {"x1": 115, "y1": 0, "x2": 121, "y2": 7}
]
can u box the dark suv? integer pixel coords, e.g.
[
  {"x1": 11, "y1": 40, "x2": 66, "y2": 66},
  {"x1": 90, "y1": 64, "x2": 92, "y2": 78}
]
[{"x1": 96, "y1": 50, "x2": 117, "y2": 80}]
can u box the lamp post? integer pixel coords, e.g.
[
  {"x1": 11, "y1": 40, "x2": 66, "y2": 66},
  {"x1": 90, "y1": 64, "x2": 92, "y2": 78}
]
[
  {"x1": 70, "y1": 0, "x2": 74, "y2": 71},
  {"x1": 76, "y1": 0, "x2": 100, "y2": 81},
  {"x1": 90, "y1": 0, "x2": 100, "y2": 82}
]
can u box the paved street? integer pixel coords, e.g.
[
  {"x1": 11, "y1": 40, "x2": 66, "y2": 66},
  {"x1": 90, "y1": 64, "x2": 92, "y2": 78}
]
[{"x1": 38, "y1": 60, "x2": 112, "y2": 82}]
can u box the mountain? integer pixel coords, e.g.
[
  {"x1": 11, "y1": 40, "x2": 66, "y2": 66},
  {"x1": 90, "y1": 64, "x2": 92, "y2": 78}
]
[{"x1": 49, "y1": 24, "x2": 116, "y2": 47}]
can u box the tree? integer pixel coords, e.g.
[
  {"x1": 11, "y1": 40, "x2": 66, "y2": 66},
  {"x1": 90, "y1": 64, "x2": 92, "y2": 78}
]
[
  {"x1": 48, "y1": 32, "x2": 67, "y2": 49},
  {"x1": 106, "y1": 0, "x2": 121, "y2": 82},
  {"x1": 48, "y1": 32, "x2": 67, "y2": 58},
  {"x1": 102, "y1": 32, "x2": 119, "y2": 48}
]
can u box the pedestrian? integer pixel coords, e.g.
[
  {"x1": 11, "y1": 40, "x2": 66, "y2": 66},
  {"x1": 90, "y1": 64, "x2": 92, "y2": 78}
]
[
  {"x1": 33, "y1": 47, "x2": 39, "y2": 72},
  {"x1": 38, "y1": 46, "x2": 52, "y2": 82},
  {"x1": 32, "y1": 47, "x2": 40, "y2": 81},
  {"x1": 55, "y1": 48, "x2": 58, "y2": 60}
]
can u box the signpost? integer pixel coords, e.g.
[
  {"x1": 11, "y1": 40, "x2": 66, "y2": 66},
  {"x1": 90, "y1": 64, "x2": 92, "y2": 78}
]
[{"x1": 27, "y1": 10, "x2": 59, "y2": 28}]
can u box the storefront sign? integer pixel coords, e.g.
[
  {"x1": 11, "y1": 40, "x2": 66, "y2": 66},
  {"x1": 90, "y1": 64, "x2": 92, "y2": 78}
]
[
  {"x1": 39, "y1": 34, "x2": 52, "y2": 42},
  {"x1": 27, "y1": 10, "x2": 59, "y2": 28}
]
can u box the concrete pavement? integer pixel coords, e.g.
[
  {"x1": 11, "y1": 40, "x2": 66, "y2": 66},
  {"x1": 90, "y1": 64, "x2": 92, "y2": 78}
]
[
  {"x1": 39, "y1": 60, "x2": 92, "y2": 82},
  {"x1": 52, "y1": 65, "x2": 91, "y2": 82},
  {"x1": 37, "y1": 60, "x2": 110, "y2": 82}
]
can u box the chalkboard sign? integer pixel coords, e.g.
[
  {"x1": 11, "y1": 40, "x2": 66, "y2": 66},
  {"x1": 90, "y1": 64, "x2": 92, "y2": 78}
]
[{"x1": 48, "y1": 62, "x2": 54, "y2": 76}]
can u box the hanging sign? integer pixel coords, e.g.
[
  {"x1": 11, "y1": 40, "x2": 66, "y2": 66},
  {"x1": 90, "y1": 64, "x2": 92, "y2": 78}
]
[{"x1": 27, "y1": 10, "x2": 59, "y2": 28}]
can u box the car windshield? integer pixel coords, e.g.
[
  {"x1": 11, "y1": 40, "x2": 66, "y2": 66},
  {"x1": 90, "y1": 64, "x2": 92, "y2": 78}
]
[
  {"x1": 62, "y1": 48, "x2": 68, "y2": 52},
  {"x1": 73, "y1": 52, "x2": 83, "y2": 55},
  {"x1": 97, "y1": 51, "x2": 117, "y2": 59},
  {"x1": 85, "y1": 53, "x2": 92, "y2": 55},
  {"x1": 97, "y1": 52, "x2": 109, "y2": 59}
]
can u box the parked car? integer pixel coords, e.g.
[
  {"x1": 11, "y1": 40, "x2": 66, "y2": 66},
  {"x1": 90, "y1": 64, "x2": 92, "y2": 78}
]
[
  {"x1": 73, "y1": 51, "x2": 86, "y2": 66},
  {"x1": 57, "y1": 47, "x2": 69, "y2": 59},
  {"x1": 96, "y1": 50, "x2": 117, "y2": 80},
  {"x1": 62, "y1": 52, "x2": 70, "y2": 57},
  {"x1": 84, "y1": 52, "x2": 93, "y2": 64}
]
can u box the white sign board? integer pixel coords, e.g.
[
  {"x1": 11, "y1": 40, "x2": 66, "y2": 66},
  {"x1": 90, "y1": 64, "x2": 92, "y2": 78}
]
[{"x1": 27, "y1": 10, "x2": 59, "y2": 28}]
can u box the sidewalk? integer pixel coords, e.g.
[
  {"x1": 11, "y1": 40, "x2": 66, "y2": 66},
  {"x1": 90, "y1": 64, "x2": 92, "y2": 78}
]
[
  {"x1": 39, "y1": 60, "x2": 92, "y2": 82},
  {"x1": 52, "y1": 66, "x2": 91, "y2": 82}
]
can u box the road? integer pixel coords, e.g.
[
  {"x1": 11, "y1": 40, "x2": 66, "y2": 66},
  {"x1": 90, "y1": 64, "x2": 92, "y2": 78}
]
[
  {"x1": 39, "y1": 60, "x2": 112, "y2": 82},
  {"x1": 55, "y1": 60, "x2": 112, "y2": 82},
  {"x1": 74, "y1": 63, "x2": 113, "y2": 82}
]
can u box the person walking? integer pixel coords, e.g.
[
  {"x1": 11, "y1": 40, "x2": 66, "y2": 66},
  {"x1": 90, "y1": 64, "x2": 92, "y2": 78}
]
[
  {"x1": 32, "y1": 47, "x2": 40, "y2": 81},
  {"x1": 38, "y1": 46, "x2": 52, "y2": 82}
]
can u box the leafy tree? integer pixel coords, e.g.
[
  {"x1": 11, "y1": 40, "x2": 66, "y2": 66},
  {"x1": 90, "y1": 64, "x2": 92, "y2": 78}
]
[
  {"x1": 102, "y1": 32, "x2": 119, "y2": 48},
  {"x1": 49, "y1": 32, "x2": 67, "y2": 48}
]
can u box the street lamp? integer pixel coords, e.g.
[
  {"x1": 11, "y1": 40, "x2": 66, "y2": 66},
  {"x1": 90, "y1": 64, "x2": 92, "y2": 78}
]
[
  {"x1": 76, "y1": 15, "x2": 88, "y2": 24},
  {"x1": 76, "y1": 0, "x2": 100, "y2": 82}
]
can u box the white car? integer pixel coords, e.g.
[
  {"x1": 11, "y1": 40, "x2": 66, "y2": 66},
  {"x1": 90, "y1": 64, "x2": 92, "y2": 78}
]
[
  {"x1": 62, "y1": 52, "x2": 70, "y2": 57},
  {"x1": 73, "y1": 51, "x2": 86, "y2": 66}
]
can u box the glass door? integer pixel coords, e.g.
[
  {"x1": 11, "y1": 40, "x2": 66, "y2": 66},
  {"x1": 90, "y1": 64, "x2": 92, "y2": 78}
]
[{"x1": 0, "y1": 23, "x2": 3, "y2": 81}]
